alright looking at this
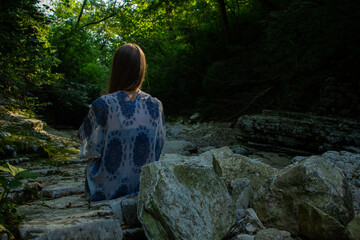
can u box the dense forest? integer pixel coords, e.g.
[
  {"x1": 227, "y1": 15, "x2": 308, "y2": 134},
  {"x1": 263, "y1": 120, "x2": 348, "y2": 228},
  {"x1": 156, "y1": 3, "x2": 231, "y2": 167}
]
[{"x1": 1, "y1": 0, "x2": 359, "y2": 127}]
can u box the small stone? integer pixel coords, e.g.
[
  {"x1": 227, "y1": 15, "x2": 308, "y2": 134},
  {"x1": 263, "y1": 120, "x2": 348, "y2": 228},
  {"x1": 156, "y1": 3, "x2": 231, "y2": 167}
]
[
  {"x1": 254, "y1": 228, "x2": 293, "y2": 240},
  {"x1": 244, "y1": 208, "x2": 264, "y2": 234},
  {"x1": 231, "y1": 146, "x2": 249, "y2": 156},
  {"x1": 234, "y1": 234, "x2": 254, "y2": 240},
  {"x1": 190, "y1": 112, "x2": 200, "y2": 122},
  {"x1": 121, "y1": 197, "x2": 140, "y2": 227},
  {"x1": 236, "y1": 209, "x2": 247, "y2": 221},
  {"x1": 245, "y1": 223, "x2": 257, "y2": 234},
  {"x1": 204, "y1": 133, "x2": 212, "y2": 138},
  {"x1": 231, "y1": 178, "x2": 254, "y2": 209}
]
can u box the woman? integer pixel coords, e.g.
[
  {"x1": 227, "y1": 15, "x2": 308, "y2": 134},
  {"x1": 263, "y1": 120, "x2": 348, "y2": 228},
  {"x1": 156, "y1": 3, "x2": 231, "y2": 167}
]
[{"x1": 78, "y1": 43, "x2": 166, "y2": 201}]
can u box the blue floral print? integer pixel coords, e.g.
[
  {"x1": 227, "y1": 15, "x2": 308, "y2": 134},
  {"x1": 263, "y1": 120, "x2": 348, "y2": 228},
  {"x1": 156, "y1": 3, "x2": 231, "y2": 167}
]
[
  {"x1": 146, "y1": 98, "x2": 160, "y2": 120},
  {"x1": 104, "y1": 138, "x2": 123, "y2": 174},
  {"x1": 92, "y1": 98, "x2": 109, "y2": 127},
  {"x1": 79, "y1": 90, "x2": 166, "y2": 201},
  {"x1": 133, "y1": 131, "x2": 150, "y2": 167}
]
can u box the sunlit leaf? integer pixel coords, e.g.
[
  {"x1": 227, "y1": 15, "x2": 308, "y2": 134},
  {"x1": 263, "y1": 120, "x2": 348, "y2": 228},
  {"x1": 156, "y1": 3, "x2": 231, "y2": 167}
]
[{"x1": 0, "y1": 163, "x2": 26, "y2": 177}]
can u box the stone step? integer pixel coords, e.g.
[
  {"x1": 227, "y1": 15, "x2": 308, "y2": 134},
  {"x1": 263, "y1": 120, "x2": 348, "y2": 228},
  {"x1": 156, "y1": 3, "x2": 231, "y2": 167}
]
[
  {"x1": 17, "y1": 194, "x2": 145, "y2": 240},
  {"x1": 40, "y1": 180, "x2": 85, "y2": 199},
  {"x1": 18, "y1": 205, "x2": 123, "y2": 240}
]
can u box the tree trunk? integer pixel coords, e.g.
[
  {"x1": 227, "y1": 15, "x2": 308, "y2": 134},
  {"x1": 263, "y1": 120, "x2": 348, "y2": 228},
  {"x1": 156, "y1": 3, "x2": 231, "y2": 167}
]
[{"x1": 217, "y1": 0, "x2": 229, "y2": 44}]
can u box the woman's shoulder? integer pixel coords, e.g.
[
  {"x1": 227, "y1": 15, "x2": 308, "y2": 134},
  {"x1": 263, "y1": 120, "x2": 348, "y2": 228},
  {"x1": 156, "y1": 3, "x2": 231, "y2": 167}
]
[
  {"x1": 138, "y1": 90, "x2": 162, "y2": 105},
  {"x1": 91, "y1": 94, "x2": 111, "y2": 108}
]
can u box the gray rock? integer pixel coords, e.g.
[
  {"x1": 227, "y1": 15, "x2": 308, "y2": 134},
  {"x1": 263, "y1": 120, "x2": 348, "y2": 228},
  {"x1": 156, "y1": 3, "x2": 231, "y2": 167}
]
[
  {"x1": 138, "y1": 153, "x2": 235, "y2": 240},
  {"x1": 236, "y1": 209, "x2": 247, "y2": 222},
  {"x1": 254, "y1": 228, "x2": 293, "y2": 240},
  {"x1": 206, "y1": 147, "x2": 278, "y2": 192},
  {"x1": 41, "y1": 180, "x2": 85, "y2": 199},
  {"x1": 231, "y1": 178, "x2": 254, "y2": 209},
  {"x1": 162, "y1": 140, "x2": 196, "y2": 155},
  {"x1": 231, "y1": 146, "x2": 249, "y2": 156},
  {"x1": 166, "y1": 123, "x2": 191, "y2": 138},
  {"x1": 37, "y1": 195, "x2": 88, "y2": 209},
  {"x1": 227, "y1": 208, "x2": 264, "y2": 238},
  {"x1": 18, "y1": 205, "x2": 123, "y2": 240},
  {"x1": 89, "y1": 196, "x2": 125, "y2": 224},
  {"x1": 244, "y1": 208, "x2": 264, "y2": 234},
  {"x1": 233, "y1": 234, "x2": 254, "y2": 240},
  {"x1": 121, "y1": 197, "x2": 140, "y2": 227},
  {"x1": 106, "y1": 197, "x2": 124, "y2": 224},
  {"x1": 253, "y1": 155, "x2": 354, "y2": 236},
  {"x1": 22, "y1": 118, "x2": 45, "y2": 131}
]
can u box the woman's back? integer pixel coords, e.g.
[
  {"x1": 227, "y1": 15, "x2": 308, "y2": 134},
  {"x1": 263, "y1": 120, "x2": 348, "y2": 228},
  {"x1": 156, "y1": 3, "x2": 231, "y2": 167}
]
[{"x1": 79, "y1": 90, "x2": 165, "y2": 201}]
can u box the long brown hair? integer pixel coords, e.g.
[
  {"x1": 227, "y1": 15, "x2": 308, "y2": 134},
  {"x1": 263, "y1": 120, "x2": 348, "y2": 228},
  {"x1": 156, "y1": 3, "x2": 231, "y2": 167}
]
[{"x1": 108, "y1": 43, "x2": 146, "y2": 93}]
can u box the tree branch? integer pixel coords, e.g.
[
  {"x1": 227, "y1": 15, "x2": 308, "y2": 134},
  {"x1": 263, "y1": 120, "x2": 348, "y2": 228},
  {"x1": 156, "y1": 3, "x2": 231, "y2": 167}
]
[
  {"x1": 75, "y1": 0, "x2": 87, "y2": 29},
  {"x1": 81, "y1": 12, "x2": 118, "y2": 28}
]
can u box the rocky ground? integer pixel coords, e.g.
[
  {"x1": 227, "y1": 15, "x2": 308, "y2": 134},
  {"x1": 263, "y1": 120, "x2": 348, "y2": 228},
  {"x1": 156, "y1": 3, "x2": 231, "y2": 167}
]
[
  {"x1": 1, "y1": 108, "x2": 360, "y2": 239},
  {"x1": 165, "y1": 119, "x2": 294, "y2": 169}
]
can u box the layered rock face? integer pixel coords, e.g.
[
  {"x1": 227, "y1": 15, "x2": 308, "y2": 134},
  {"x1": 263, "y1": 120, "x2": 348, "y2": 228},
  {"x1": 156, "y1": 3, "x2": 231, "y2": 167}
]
[{"x1": 236, "y1": 110, "x2": 360, "y2": 154}]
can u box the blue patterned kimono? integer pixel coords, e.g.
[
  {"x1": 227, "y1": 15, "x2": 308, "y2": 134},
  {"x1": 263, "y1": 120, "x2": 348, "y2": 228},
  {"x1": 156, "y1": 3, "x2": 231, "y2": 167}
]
[{"x1": 79, "y1": 90, "x2": 166, "y2": 201}]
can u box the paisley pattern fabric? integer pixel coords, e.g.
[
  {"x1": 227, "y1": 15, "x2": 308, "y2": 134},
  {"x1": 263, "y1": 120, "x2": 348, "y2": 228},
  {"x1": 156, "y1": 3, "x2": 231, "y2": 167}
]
[{"x1": 79, "y1": 90, "x2": 166, "y2": 201}]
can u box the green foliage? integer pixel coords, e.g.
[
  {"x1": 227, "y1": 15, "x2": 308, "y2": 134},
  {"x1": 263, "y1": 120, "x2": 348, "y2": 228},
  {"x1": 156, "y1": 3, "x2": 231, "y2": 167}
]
[
  {"x1": 0, "y1": 163, "x2": 41, "y2": 239},
  {"x1": 1, "y1": 0, "x2": 360, "y2": 124},
  {"x1": 34, "y1": 0, "x2": 112, "y2": 126},
  {"x1": 0, "y1": 0, "x2": 59, "y2": 101}
]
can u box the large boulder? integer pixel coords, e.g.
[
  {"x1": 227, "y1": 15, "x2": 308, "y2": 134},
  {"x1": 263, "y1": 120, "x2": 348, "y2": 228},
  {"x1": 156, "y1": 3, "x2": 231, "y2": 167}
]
[
  {"x1": 253, "y1": 155, "x2": 354, "y2": 237},
  {"x1": 138, "y1": 153, "x2": 235, "y2": 240},
  {"x1": 204, "y1": 147, "x2": 278, "y2": 192}
]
